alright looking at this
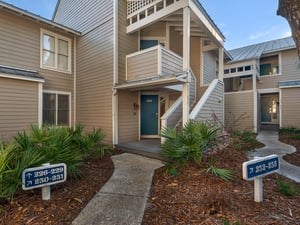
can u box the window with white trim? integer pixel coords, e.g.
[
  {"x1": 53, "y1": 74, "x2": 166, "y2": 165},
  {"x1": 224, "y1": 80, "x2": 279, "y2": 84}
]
[
  {"x1": 43, "y1": 92, "x2": 70, "y2": 126},
  {"x1": 41, "y1": 29, "x2": 71, "y2": 73}
]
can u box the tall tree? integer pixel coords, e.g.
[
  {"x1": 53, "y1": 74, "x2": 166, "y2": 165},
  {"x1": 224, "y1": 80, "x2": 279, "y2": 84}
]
[{"x1": 277, "y1": 0, "x2": 300, "y2": 57}]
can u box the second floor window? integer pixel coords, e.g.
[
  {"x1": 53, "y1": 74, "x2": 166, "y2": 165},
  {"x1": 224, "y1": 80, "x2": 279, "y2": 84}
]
[{"x1": 41, "y1": 29, "x2": 71, "y2": 73}]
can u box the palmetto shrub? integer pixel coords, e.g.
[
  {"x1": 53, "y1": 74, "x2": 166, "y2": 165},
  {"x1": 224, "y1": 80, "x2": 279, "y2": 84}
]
[
  {"x1": 0, "y1": 124, "x2": 110, "y2": 200},
  {"x1": 161, "y1": 120, "x2": 219, "y2": 175}
]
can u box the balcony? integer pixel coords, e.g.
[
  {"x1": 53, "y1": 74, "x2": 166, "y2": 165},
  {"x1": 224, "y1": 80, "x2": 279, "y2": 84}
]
[
  {"x1": 126, "y1": 0, "x2": 187, "y2": 33},
  {"x1": 126, "y1": 45, "x2": 183, "y2": 82}
]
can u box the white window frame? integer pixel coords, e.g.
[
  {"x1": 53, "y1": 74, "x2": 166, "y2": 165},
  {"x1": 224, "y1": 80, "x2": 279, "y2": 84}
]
[
  {"x1": 40, "y1": 29, "x2": 72, "y2": 74},
  {"x1": 43, "y1": 90, "x2": 71, "y2": 127}
]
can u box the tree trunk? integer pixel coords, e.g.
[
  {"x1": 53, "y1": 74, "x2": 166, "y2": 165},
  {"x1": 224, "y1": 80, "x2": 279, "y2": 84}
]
[{"x1": 277, "y1": 0, "x2": 300, "y2": 57}]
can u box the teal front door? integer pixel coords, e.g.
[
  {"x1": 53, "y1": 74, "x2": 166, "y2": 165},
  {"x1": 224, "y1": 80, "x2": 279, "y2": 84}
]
[{"x1": 141, "y1": 95, "x2": 158, "y2": 136}]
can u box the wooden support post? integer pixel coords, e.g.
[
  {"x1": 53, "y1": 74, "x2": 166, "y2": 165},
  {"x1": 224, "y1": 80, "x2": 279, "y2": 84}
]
[
  {"x1": 182, "y1": 7, "x2": 190, "y2": 125},
  {"x1": 218, "y1": 47, "x2": 224, "y2": 81}
]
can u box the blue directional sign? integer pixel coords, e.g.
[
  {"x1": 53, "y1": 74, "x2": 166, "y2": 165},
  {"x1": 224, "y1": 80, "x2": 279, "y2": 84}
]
[
  {"x1": 243, "y1": 155, "x2": 280, "y2": 180},
  {"x1": 22, "y1": 163, "x2": 67, "y2": 190}
]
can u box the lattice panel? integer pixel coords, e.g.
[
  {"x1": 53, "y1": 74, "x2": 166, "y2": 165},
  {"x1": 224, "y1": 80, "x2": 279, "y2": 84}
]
[{"x1": 127, "y1": 0, "x2": 157, "y2": 16}]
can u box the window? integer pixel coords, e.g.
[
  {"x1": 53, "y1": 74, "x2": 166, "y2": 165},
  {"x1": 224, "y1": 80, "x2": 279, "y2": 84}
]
[
  {"x1": 140, "y1": 39, "x2": 165, "y2": 50},
  {"x1": 41, "y1": 29, "x2": 71, "y2": 73},
  {"x1": 43, "y1": 92, "x2": 70, "y2": 126},
  {"x1": 259, "y1": 55, "x2": 279, "y2": 76}
]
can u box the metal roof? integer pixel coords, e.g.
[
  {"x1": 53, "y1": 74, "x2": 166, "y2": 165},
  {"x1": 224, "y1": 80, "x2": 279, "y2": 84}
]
[
  {"x1": 0, "y1": 66, "x2": 44, "y2": 81},
  {"x1": 228, "y1": 36, "x2": 296, "y2": 62}
]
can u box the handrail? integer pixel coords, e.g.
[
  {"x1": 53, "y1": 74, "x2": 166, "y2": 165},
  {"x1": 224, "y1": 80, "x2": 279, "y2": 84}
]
[{"x1": 161, "y1": 96, "x2": 182, "y2": 121}]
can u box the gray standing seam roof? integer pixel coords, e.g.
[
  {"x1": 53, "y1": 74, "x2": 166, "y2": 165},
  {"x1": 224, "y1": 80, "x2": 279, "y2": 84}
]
[
  {"x1": 0, "y1": 66, "x2": 44, "y2": 80},
  {"x1": 228, "y1": 36, "x2": 296, "y2": 62}
]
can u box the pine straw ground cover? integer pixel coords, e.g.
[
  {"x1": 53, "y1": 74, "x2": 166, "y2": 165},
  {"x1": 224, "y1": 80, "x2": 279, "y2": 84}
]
[
  {"x1": 0, "y1": 137, "x2": 299, "y2": 225},
  {"x1": 142, "y1": 135, "x2": 300, "y2": 225}
]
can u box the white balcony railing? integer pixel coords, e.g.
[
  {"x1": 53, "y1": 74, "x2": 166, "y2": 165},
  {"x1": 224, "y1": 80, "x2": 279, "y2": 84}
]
[{"x1": 126, "y1": 45, "x2": 183, "y2": 82}]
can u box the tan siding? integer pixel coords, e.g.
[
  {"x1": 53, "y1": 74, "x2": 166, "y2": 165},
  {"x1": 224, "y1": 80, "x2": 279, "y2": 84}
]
[
  {"x1": 54, "y1": 0, "x2": 113, "y2": 34},
  {"x1": 0, "y1": 10, "x2": 75, "y2": 126},
  {"x1": 169, "y1": 27, "x2": 183, "y2": 57},
  {"x1": 140, "y1": 22, "x2": 166, "y2": 37},
  {"x1": 190, "y1": 37, "x2": 201, "y2": 100},
  {"x1": 76, "y1": 19, "x2": 114, "y2": 143},
  {"x1": 118, "y1": 0, "x2": 139, "y2": 83},
  {"x1": 0, "y1": 78, "x2": 39, "y2": 140},
  {"x1": 118, "y1": 91, "x2": 139, "y2": 143},
  {"x1": 225, "y1": 91, "x2": 254, "y2": 131},
  {"x1": 281, "y1": 88, "x2": 300, "y2": 128},
  {"x1": 161, "y1": 48, "x2": 183, "y2": 75},
  {"x1": 127, "y1": 50, "x2": 158, "y2": 80},
  {"x1": 192, "y1": 80, "x2": 224, "y2": 123},
  {"x1": 203, "y1": 51, "x2": 217, "y2": 85},
  {"x1": 257, "y1": 49, "x2": 300, "y2": 89}
]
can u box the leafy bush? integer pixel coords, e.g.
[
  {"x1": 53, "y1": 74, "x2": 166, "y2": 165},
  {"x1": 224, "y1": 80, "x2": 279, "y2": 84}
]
[
  {"x1": 204, "y1": 157, "x2": 235, "y2": 182},
  {"x1": 280, "y1": 127, "x2": 300, "y2": 140},
  {"x1": 231, "y1": 131, "x2": 260, "y2": 151},
  {"x1": 0, "y1": 124, "x2": 110, "y2": 200},
  {"x1": 161, "y1": 120, "x2": 219, "y2": 174},
  {"x1": 277, "y1": 179, "x2": 300, "y2": 196}
]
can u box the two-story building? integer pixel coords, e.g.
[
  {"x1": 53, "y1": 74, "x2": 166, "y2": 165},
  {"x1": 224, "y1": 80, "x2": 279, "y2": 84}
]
[
  {"x1": 0, "y1": 1, "x2": 80, "y2": 140},
  {"x1": 0, "y1": 0, "x2": 226, "y2": 144},
  {"x1": 224, "y1": 37, "x2": 300, "y2": 132}
]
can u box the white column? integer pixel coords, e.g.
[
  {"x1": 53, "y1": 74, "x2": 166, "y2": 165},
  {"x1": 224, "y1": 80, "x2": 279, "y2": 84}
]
[
  {"x1": 218, "y1": 47, "x2": 224, "y2": 81},
  {"x1": 182, "y1": 7, "x2": 190, "y2": 125}
]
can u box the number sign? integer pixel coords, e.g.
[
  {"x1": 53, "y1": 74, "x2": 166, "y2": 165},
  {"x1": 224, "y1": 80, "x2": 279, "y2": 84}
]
[
  {"x1": 22, "y1": 163, "x2": 67, "y2": 190},
  {"x1": 243, "y1": 155, "x2": 279, "y2": 180}
]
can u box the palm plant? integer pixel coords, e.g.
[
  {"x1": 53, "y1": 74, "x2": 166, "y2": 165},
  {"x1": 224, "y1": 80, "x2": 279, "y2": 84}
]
[{"x1": 161, "y1": 120, "x2": 220, "y2": 174}]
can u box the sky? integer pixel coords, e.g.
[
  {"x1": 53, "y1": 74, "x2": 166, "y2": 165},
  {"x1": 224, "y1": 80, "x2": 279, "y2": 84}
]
[{"x1": 2, "y1": 0, "x2": 292, "y2": 50}]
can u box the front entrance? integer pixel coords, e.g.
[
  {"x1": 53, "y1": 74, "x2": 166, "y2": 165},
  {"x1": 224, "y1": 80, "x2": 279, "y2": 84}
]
[
  {"x1": 141, "y1": 95, "x2": 159, "y2": 137},
  {"x1": 260, "y1": 93, "x2": 279, "y2": 125}
]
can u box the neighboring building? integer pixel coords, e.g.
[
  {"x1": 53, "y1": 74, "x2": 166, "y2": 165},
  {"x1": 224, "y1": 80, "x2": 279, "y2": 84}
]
[
  {"x1": 224, "y1": 37, "x2": 300, "y2": 132},
  {"x1": 0, "y1": 0, "x2": 226, "y2": 144}
]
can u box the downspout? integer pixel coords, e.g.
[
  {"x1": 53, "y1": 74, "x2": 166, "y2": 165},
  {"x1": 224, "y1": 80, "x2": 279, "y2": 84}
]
[
  {"x1": 112, "y1": 0, "x2": 119, "y2": 145},
  {"x1": 73, "y1": 36, "x2": 77, "y2": 127},
  {"x1": 38, "y1": 82, "x2": 43, "y2": 128}
]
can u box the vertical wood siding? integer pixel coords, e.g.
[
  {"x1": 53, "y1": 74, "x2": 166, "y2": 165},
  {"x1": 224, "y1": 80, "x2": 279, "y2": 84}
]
[
  {"x1": 0, "y1": 78, "x2": 39, "y2": 140},
  {"x1": 0, "y1": 11, "x2": 75, "y2": 125},
  {"x1": 118, "y1": 91, "x2": 139, "y2": 143},
  {"x1": 53, "y1": 0, "x2": 113, "y2": 34},
  {"x1": 76, "y1": 20, "x2": 114, "y2": 143},
  {"x1": 225, "y1": 91, "x2": 254, "y2": 131},
  {"x1": 281, "y1": 88, "x2": 300, "y2": 128}
]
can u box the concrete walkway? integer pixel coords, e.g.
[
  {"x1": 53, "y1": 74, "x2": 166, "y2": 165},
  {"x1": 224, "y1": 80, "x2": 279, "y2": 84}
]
[
  {"x1": 72, "y1": 153, "x2": 163, "y2": 225},
  {"x1": 250, "y1": 130, "x2": 300, "y2": 182}
]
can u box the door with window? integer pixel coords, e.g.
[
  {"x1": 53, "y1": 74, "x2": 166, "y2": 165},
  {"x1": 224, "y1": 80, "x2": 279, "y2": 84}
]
[
  {"x1": 260, "y1": 94, "x2": 279, "y2": 124},
  {"x1": 141, "y1": 95, "x2": 159, "y2": 136}
]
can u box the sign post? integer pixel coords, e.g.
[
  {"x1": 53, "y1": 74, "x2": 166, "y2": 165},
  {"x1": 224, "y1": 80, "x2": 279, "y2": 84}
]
[
  {"x1": 22, "y1": 163, "x2": 67, "y2": 200},
  {"x1": 242, "y1": 154, "x2": 280, "y2": 202}
]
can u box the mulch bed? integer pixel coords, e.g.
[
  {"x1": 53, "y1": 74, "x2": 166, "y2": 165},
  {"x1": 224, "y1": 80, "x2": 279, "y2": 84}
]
[{"x1": 0, "y1": 138, "x2": 300, "y2": 225}]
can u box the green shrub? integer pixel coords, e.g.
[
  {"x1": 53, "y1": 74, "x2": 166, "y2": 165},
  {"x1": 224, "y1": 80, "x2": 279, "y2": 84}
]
[
  {"x1": 231, "y1": 131, "x2": 260, "y2": 151},
  {"x1": 0, "y1": 124, "x2": 110, "y2": 200},
  {"x1": 161, "y1": 120, "x2": 219, "y2": 174},
  {"x1": 204, "y1": 157, "x2": 235, "y2": 182},
  {"x1": 277, "y1": 179, "x2": 300, "y2": 196}
]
